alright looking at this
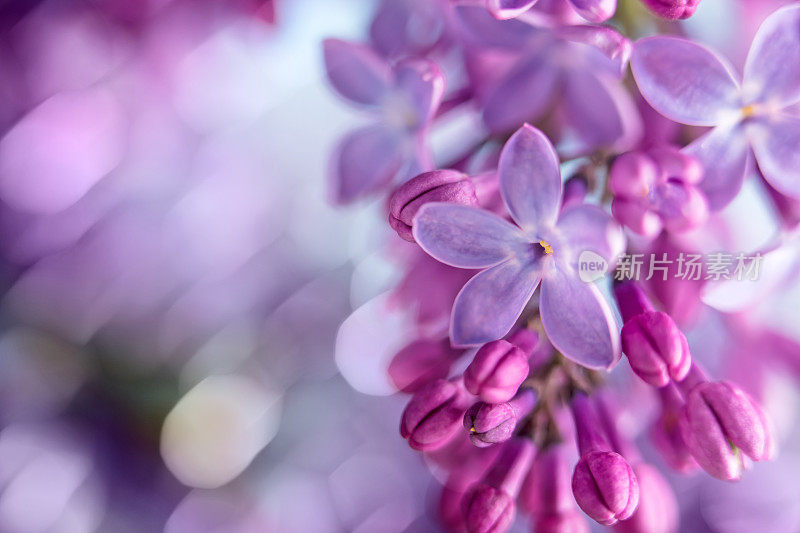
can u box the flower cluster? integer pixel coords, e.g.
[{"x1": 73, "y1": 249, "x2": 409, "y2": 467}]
[{"x1": 328, "y1": 1, "x2": 800, "y2": 532}]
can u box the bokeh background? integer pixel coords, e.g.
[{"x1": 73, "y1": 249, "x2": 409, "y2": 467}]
[{"x1": 0, "y1": 0, "x2": 799, "y2": 532}]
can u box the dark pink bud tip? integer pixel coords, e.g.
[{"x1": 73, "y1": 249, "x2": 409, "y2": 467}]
[
  {"x1": 462, "y1": 484, "x2": 516, "y2": 533},
  {"x1": 464, "y1": 340, "x2": 529, "y2": 403},
  {"x1": 639, "y1": 0, "x2": 700, "y2": 20},
  {"x1": 389, "y1": 170, "x2": 477, "y2": 241},
  {"x1": 621, "y1": 310, "x2": 691, "y2": 387},
  {"x1": 401, "y1": 379, "x2": 469, "y2": 451},
  {"x1": 572, "y1": 451, "x2": 639, "y2": 525},
  {"x1": 679, "y1": 381, "x2": 770, "y2": 480}
]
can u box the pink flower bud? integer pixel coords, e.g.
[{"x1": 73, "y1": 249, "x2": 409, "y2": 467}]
[
  {"x1": 678, "y1": 381, "x2": 771, "y2": 480},
  {"x1": 389, "y1": 170, "x2": 477, "y2": 241},
  {"x1": 464, "y1": 389, "x2": 537, "y2": 447},
  {"x1": 463, "y1": 439, "x2": 535, "y2": 533},
  {"x1": 401, "y1": 379, "x2": 470, "y2": 451},
  {"x1": 570, "y1": 395, "x2": 639, "y2": 525},
  {"x1": 389, "y1": 338, "x2": 460, "y2": 393},
  {"x1": 621, "y1": 311, "x2": 691, "y2": 387},
  {"x1": 464, "y1": 340, "x2": 530, "y2": 403},
  {"x1": 639, "y1": 0, "x2": 700, "y2": 20}
]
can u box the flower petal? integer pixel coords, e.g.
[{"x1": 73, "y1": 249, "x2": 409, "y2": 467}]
[
  {"x1": 742, "y1": 4, "x2": 800, "y2": 107},
  {"x1": 498, "y1": 124, "x2": 563, "y2": 233},
  {"x1": 323, "y1": 39, "x2": 391, "y2": 106},
  {"x1": 540, "y1": 266, "x2": 620, "y2": 368},
  {"x1": 451, "y1": 259, "x2": 542, "y2": 346},
  {"x1": 486, "y1": 0, "x2": 538, "y2": 20},
  {"x1": 413, "y1": 203, "x2": 529, "y2": 269},
  {"x1": 332, "y1": 125, "x2": 404, "y2": 204},
  {"x1": 562, "y1": 70, "x2": 641, "y2": 152},
  {"x1": 631, "y1": 37, "x2": 741, "y2": 126},
  {"x1": 749, "y1": 114, "x2": 800, "y2": 199},
  {"x1": 393, "y1": 59, "x2": 446, "y2": 128},
  {"x1": 684, "y1": 125, "x2": 750, "y2": 210},
  {"x1": 482, "y1": 53, "x2": 559, "y2": 134},
  {"x1": 568, "y1": 0, "x2": 616, "y2": 23},
  {"x1": 557, "y1": 204, "x2": 625, "y2": 267}
]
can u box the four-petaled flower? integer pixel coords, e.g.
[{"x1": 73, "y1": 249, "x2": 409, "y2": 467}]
[
  {"x1": 323, "y1": 39, "x2": 444, "y2": 203},
  {"x1": 631, "y1": 4, "x2": 800, "y2": 210},
  {"x1": 414, "y1": 124, "x2": 624, "y2": 368}
]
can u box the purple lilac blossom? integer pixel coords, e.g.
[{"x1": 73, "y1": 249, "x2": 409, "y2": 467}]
[
  {"x1": 631, "y1": 4, "x2": 800, "y2": 209},
  {"x1": 323, "y1": 39, "x2": 444, "y2": 203},
  {"x1": 414, "y1": 124, "x2": 624, "y2": 368}
]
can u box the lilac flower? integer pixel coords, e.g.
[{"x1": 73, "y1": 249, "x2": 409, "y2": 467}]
[
  {"x1": 400, "y1": 378, "x2": 471, "y2": 451},
  {"x1": 323, "y1": 39, "x2": 444, "y2": 203},
  {"x1": 678, "y1": 377, "x2": 771, "y2": 481},
  {"x1": 413, "y1": 124, "x2": 624, "y2": 368},
  {"x1": 609, "y1": 146, "x2": 708, "y2": 237},
  {"x1": 388, "y1": 338, "x2": 461, "y2": 393},
  {"x1": 485, "y1": 0, "x2": 616, "y2": 23},
  {"x1": 464, "y1": 339, "x2": 530, "y2": 403},
  {"x1": 570, "y1": 394, "x2": 639, "y2": 525},
  {"x1": 520, "y1": 444, "x2": 590, "y2": 533},
  {"x1": 463, "y1": 388, "x2": 537, "y2": 447},
  {"x1": 615, "y1": 282, "x2": 692, "y2": 387},
  {"x1": 389, "y1": 169, "x2": 478, "y2": 242},
  {"x1": 631, "y1": 4, "x2": 800, "y2": 209},
  {"x1": 462, "y1": 438, "x2": 535, "y2": 533},
  {"x1": 455, "y1": 7, "x2": 639, "y2": 151},
  {"x1": 369, "y1": 0, "x2": 448, "y2": 58},
  {"x1": 638, "y1": 0, "x2": 699, "y2": 20}
]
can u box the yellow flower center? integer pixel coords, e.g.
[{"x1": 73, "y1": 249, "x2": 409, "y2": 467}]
[
  {"x1": 741, "y1": 104, "x2": 759, "y2": 118},
  {"x1": 539, "y1": 240, "x2": 553, "y2": 255}
]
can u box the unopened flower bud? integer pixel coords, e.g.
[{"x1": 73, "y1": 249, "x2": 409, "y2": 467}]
[
  {"x1": 464, "y1": 340, "x2": 530, "y2": 403},
  {"x1": 401, "y1": 379, "x2": 470, "y2": 451},
  {"x1": 678, "y1": 380, "x2": 771, "y2": 480},
  {"x1": 570, "y1": 395, "x2": 639, "y2": 525},
  {"x1": 650, "y1": 385, "x2": 697, "y2": 473},
  {"x1": 638, "y1": 0, "x2": 700, "y2": 20},
  {"x1": 463, "y1": 439, "x2": 535, "y2": 533},
  {"x1": 389, "y1": 338, "x2": 460, "y2": 393},
  {"x1": 614, "y1": 463, "x2": 678, "y2": 533},
  {"x1": 610, "y1": 146, "x2": 707, "y2": 237},
  {"x1": 621, "y1": 311, "x2": 691, "y2": 387},
  {"x1": 464, "y1": 388, "x2": 537, "y2": 447},
  {"x1": 521, "y1": 444, "x2": 590, "y2": 533},
  {"x1": 389, "y1": 170, "x2": 477, "y2": 241}
]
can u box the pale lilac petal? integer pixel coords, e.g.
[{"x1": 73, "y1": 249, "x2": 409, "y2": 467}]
[
  {"x1": 453, "y1": 6, "x2": 536, "y2": 50},
  {"x1": 393, "y1": 59, "x2": 446, "y2": 128},
  {"x1": 451, "y1": 259, "x2": 542, "y2": 346},
  {"x1": 333, "y1": 125, "x2": 404, "y2": 204},
  {"x1": 539, "y1": 266, "x2": 620, "y2": 368},
  {"x1": 557, "y1": 25, "x2": 631, "y2": 76},
  {"x1": 742, "y1": 4, "x2": 800, "y2": 107},
  {"x1": 323, "y1": 39, "x2": 391, "y2": 106},
  {"x1": 413, "y1": 203, "x2": 529, "y2": 269},
  {"x1": 486, "y1": 0, "x2": 538, "y2": 20},
  {"x1": 631, "y1": 37, "x2": 741, "y2": 126},
  {"x1": 482, "y1": 54, "x2": 559, "y2": 134},
  {"x1": 557, "y1": 204, "x2": 625, "y2": 266},
  {"x1": 369, "y1": 0, "x2": 444, "y2": 57},
  {"x1": 684, "y1": 125, "x2": 750, "y2": 210},
  {"x1": 498, "y1": 124, "x2": 563, "y2": 233},
  {"x1": 749, "y1": 114, "x2": 800, "y2": 199},
  {"x1": 568, "y1": 0, "x2": 616, "y2": 23},
  {"x1": 563, "y1": 70, "x2": 641, "y2": 152}
]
